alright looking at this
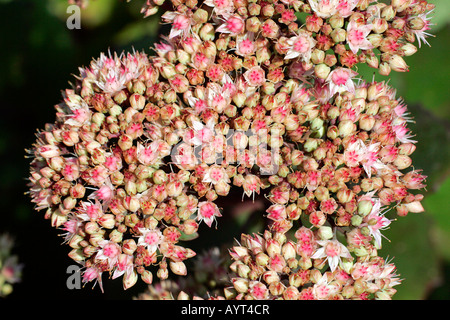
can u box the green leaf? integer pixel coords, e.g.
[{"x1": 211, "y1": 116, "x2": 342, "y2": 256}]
[
  {"x1": 423, "y1": 177, "x2": 450, "y2": 261},
  {"x1": 382, "y1": 211, "x2": 440, "y2": 300}
]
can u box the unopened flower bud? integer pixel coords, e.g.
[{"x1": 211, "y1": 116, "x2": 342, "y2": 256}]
[
  {"x1": 170, "y1": 261, "x2": 187, "y2": 276},
  {"x1": 153, "y1": 169, "x2": 168, "y2": 184},
  {"x1": 324, "y1": 54, "x2": 337, "y2": 67},
  {"x1": 122, "y1": 239, "x2": 137, "y2": 255},
  {"x1": 262, "y1": 4, "x2": 274, "y2": 17},
  {"x1": 330, "y1": 28, "x2": 346, "y2": 43},
  {"x1": 263, "y1": 270, "x2": 280, "y2": 285},
  {"x1": 140, "y1": 269, "x2": 153, "y2": 285},
  {"x1": 329, "y1": 14, "x2": 344, "y2": 29},
  {"x1": 193, "y1": 8, "x2": 208, "y2": 24},
  {"x1": 123, "y1": 269, "x2": 138, "y2": 290},
  {"x1": 359, "y1": 114, "x2": 375, "y2": 131},
  {"x1": 99, "y1": 214, "x2": 116, "y2": 229},
  {"x1": 304, "y1": 138, "x2": 319, "y2": 152},
  {"x1": 282, "y1": 241, "x2": 296, "y2": 260},
  {"x1": 255, "y1": 252, "x2": 270, "y2": 267},
  {"x1": 317, "y1": 226, "x2": 334, "y2": 241},
  {"x1": 378, "y1": 61, "x2": 391, "y2": 76},
  {"x1": 233, "y1": 278, "x2": 249, "y2": 293},
  {"x1": 311, "y1": 49, "x2": 325, "y2": 64},
  {"x1": 367, "y1": 33, "x2": 383, "y2": 47},
  {"x1": 338, "y1": 119, "x2": 355, "y2": 137},
  {"x1": 298, "y1": 256, "x2": 312, "y2": 270},
  {"x1": 408, "y1": 16, "x2": 425, "y2": 30},
  {"x1": 401, "y1": 43, "x2": 418, "y2": 56},
  {"x1": 388, "y1": 55, "x2": 409, "y2": 72},
  {"x1": 351, "y1": 214, "x2": 363, "y2": 226},
  {"x1": 372, "y1": 18, "x2": 388, "y2": 33},
  {"x1": 337, "y1": 188, "x2": 354, "y2": 203},
  {"x1": 68, "y1": 248, "x2": 85, "y2": 262},
  {"x1": 357, "y1": 200, "x2": 373, "y2": 216},
  {"x1": 85, "y1": 221, "x2": 100, "y2": 234},
  {"x1": 200, "y1": 23, "x2": 215, "y2": 41},
  {"x1": 398, "y1": 143, "x2": 416, "y2": 156},
  {"x1": 314, "y1": 64, "x2": 331, "y2": 79},
  {"x1": 63, "y1": 196, "x2": 76, "y2": 210},
  {"x1": 266, "y1": 239, "x2": 281, "y2": 257},
  {"x1": 394, "y1": 154, "x2": 412, "y2": 170},
  {"x1": 381, "y1": 5, "x2": 396, "y2": 21},
  {"x1": 246, "y1": 16, "x2": 261, "y2": 33},
  {"x1": 392, "y1": 0, "x2": 410, "y2": 12}
]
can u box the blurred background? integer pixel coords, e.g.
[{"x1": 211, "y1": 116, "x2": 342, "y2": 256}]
[{"x1": 0, "y1": 0, "x2": 448, "y2": 300}]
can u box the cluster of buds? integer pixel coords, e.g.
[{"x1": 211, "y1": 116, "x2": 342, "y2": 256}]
[
  {"x1": 135, "y1": 247, "x2": 230, "y2": 299},
  {"x1": 26, "y1": 0, "x2": 433, "y2": 296},
  {"x1": 144, "y1": 228, "x2": 401, "y2": 300},
  {"x1": 0, "y1": 234, "x2": 23, "y2": 297}
]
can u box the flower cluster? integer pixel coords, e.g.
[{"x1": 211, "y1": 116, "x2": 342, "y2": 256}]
[
  {"x1": 26, "y1": 0, "x2": 433, "y2": 297},
  {"x1": 0, "y1": 234, "x2": 23, "y2": 297},
  {"x1": 140, "y1": 228, "x2": 401, "y2": 300},
  {"x1": 135, "y1": 247, "x2": 230, "y2": 299}
]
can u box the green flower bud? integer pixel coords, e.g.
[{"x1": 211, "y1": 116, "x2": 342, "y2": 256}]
[
  {"x1": 317, "y1": 226, "x2": 333, "y2": 240},
  {"x1": 357, "y1": 200, "x2": 373, "y2": 216}
]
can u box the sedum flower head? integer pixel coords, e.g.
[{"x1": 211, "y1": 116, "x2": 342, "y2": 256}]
[{"x1": 26, "y1": 0, "x2": 434, "y2": 296}]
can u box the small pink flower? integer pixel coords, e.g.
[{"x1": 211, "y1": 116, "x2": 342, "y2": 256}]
[
  {"x1": 221, "y1": 74, "x2": 237, "y2": 96},
  {"x1": 88, "y1": 178, "x2": 115, "y2": 206},
  {"x1": 243, "y1": 66, "x2": 266, "y2": 87},
  {"x1": 104, "y1": 154, "x2": 122, "y2": 172},
  {"x1": 137, "y1": 227, "x2": 164, "y2": 254},
  {"x1": 203, "y1": 165, "x2": 229, "y2": 185},
  {"x1": 326, "y1": 67, "x2": 358, "y2": 96},
  {"x1": 242, "y1": 174, "x2": 261, "y2": 200},
  {"x1": 216, "y1": 14, "x2": 245, "y2": 35},
  {"x1": 61, "y1": 216, "x2": 81, "y2": 243},
  {"x1": 266, "y1": 204, "x2": 287, "y2": 221},
  {"x1": 136, "y1": 141, "x2": 159, "y2": 165},
  {"x1": 261, "y1": 19, "x2": 280, "y2": 38},
  {"x1": 312, "y1": 273, "x2": 340, "y2": 299},
  {"x1": 65, "y1": 106, "x2": 91, "y2": 127},
  {"x1": 248, "y1": 281, "x2": 269, "y2": 299},
  {"x1": 311, "y1": 239, "x2": 352, "y2": 272},
  {"x1": 362, "y1": 199, "x2": 392, "y2": 248},
  {"x1": 112, "y1": 254, "x2": 134, "y2": 280},
  {"x1": 192, "y1": 50, "x2": 214, "y2": 71},
  {"x1": 96, "y1": 240, "x2": 122, "y2": 269},
  {"x1": 344, "y1": 139, "x2": 364, "y2": 167},
  {"x1": 308, "y1": 0, "x2": 338, "y2": 18},
  {"x1": 154, "y1": 36, "x2": 175, "y2": 57},
  {"x1": 197, "y1": 201, "x2": 222, "y2": 227},
  {"x1": 346, "y1": 20, "x2": 374, "y2": 55},
  {"x1": 402, "y1": 170, "x2": 427, "y2": 190},
  {"x1": 236, "y1": 33, "x2": 255, "y2": 56},
  {"x1": 335, "y1": 0, "x2": 358, "y2": 18},
  {"x1": 285, "y1": 31, "x2": 316, "y2": 61},
  {"x1": 82, "y1": 266, "x2": 104, "y2": 292},
  {"x1": 392, "y1": 124, "x2": 417, "y2": 144},
  {"x1": 203, "y1": 0, "x2": 234, "y2": 16},
  {"x1": 364, "y1": 143, "x2": 391, "y2": 177},
  {"x1": 190, "y1": 119, "x2": 216, "y2": 146},
  {"x1": 78, "y1": 200, "x2": 104, "y2": 221},
  {"x1": 162, "y1": 12, "x2": 193, "y2": 39}
]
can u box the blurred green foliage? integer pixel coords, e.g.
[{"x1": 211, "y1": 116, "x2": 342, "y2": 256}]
[{"x1": 0, "y1": 0, "x2": 448, "y2": 299}]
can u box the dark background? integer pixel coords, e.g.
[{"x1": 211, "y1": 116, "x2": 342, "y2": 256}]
[{"x1": 0, "y1": 0, "x2": 449, "y2": 300}]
